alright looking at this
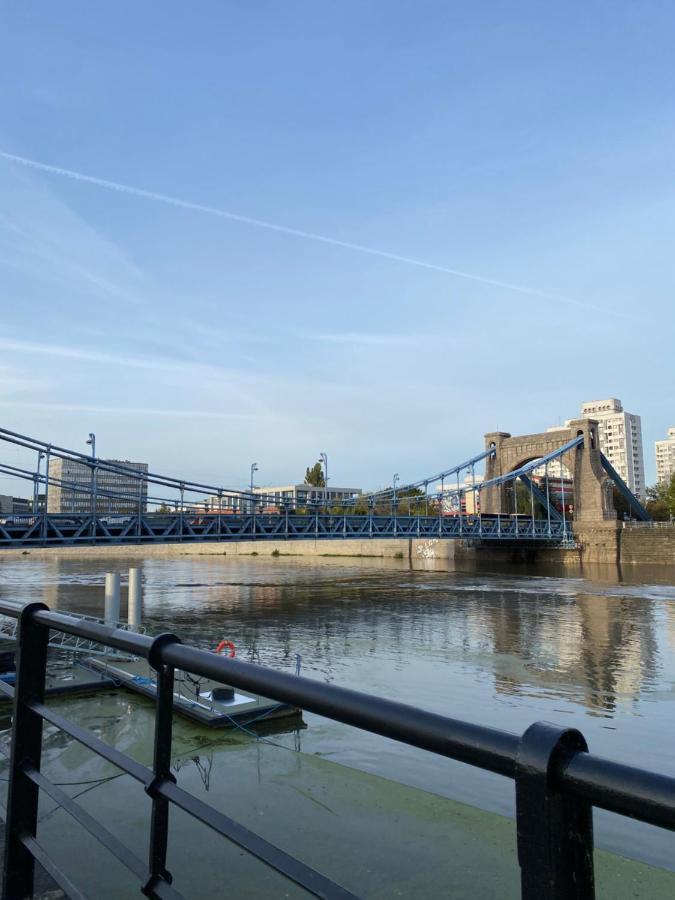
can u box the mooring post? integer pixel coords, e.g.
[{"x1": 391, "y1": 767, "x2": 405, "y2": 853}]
[
  {"x1": 128, "y1": 568, "x2": 142, "y2": 631},
  {"x1": 104, "y1": 572, "x2": 121, "y2": 626}
]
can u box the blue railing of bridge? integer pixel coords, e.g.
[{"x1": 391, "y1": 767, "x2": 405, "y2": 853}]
[{"x1": 0, "y1": 512, "x2": 573, "y2": 547}]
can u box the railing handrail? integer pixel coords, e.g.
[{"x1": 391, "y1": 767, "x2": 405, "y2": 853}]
[
  {"x1": 1, "y1": 601, "x2": 674, "y2": 898},
  {"x1": 1, "y1": 600, "x2": 674, "y2": 827}
]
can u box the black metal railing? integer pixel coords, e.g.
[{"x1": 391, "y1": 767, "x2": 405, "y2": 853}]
[{"x1": 0, "y1": 601, "x2": 674, "y2": 899}]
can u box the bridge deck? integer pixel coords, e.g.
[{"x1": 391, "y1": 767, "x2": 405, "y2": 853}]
[{"x1": 0, "y1": 513, "x2": 573, "y2": 548}]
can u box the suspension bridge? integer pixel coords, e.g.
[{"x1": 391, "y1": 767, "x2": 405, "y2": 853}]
[{"x1": 0, "y1": 420, "x2": 649, "y2": 549}]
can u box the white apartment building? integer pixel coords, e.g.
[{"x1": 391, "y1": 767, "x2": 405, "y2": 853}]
[
  {"x1": 655, "y1": 427, "x2": 675, "y2": 485},
  {"x1": 580, "y1": 399, "x2": 645, "y2": 500},
  {"x1": 538, "y1": 427, "x2": 573, "y2": 480},
  {"x1": 47, "y1": 458, "x2": 149, "y2": 514}
]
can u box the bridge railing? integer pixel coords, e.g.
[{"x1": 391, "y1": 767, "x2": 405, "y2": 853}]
[
  {"x1": 0, "y1": 512, "x2": 573, "y2": 547},
  {"x1": 1, "y1": 601, "x2": 674, "y2": 898}
]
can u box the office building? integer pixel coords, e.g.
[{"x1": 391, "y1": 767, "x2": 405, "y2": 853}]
[
  {"x1": 656, "y1": 427, "x2": 675, "y2": 484},
  {"x1": 0, "y1": 496, "x2": 33, "y2": 516},
  {"x1": 47, "y1": 458, "x2": 149, "y2": 514},
  {"x1": 580, "y1": 399, "x2": 645, "y2": 500},
  {"x1": 193, "y1": 484, "x2": 362, "y2": 514},
  {"x1": 253, "y1": 484, "x2": 362, "y2": 509}
]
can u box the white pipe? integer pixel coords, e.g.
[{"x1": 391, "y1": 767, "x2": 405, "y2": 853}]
[
  {"x1": 104, "y1": 572, "x2": 121, "y2": 626},
  {"x1": 128, "y1": 567, "x2": 142, "y2": 631}
]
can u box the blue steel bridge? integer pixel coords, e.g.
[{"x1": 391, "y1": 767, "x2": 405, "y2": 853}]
[{"x1": 0, "y1": 424, "x2": 649, "y2": 549}]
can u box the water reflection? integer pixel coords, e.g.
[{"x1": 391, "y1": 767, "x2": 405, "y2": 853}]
[{"x1": 0, "y1": 556, "x2": 672, "y2": 722}]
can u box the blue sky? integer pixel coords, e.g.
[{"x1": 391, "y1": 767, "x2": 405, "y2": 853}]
[{"x1": 0, "y1": 1, "x2": 673, "y2": 491}]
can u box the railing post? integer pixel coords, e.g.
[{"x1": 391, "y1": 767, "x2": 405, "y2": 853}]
[
  {"x1": 143, "y1": 633, "x2": 182, "y2": 897},
  {"x1": 515, "y1": 722, "x2": 594, "y2": 900},
  {"x1": 2, "y1": 602, "x2": 50, "y2": 900}
]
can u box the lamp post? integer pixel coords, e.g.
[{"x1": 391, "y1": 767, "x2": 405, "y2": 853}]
[
  {"x1": 392, "y1": 473, "x2": 400, "y2": 516},
  {"x1": 320, "y1": 452, "x2": 328, "y2": 511},
  {"x1": 250, "y1": 462, "x2": 258, "y2": 514},
  {"x1": 86, "y1": 432, "x2": 96, "y2": 522},
  {"x1": 34, "y1": 451, "x2": 46, "y2": 514}
]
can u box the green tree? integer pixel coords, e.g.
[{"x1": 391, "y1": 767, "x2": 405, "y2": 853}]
[
  {"x1": 513, "y1": 481, "x2": 549, "y2": 517},
  {"x1": 668, "y1": 474, "x2": 675, "y2": 517},
  {"x1": 304, "y1": 461, "x2": 325, "y2": 487},
  {"x1": 646, "y1": 477, "x2": 675, "y2": 521},
  {"x1": 612, "y1": 486, "x2": 632, "y2": 520}
]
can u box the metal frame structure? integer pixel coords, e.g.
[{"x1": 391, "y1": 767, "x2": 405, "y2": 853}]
[
  {"x1": 0, "y1": 608, "x2": 144, "y2": 657},
  {"x1": 600, "y1": 454, "x2": 651, "y2": 521},
  {"x1": 1, "y1": 602, "x2": 674, "y2": 898},
  {"x1": 0, "y1": 512, "x2": 573, "y2": 547},
  {"x1": 0, "y1": 427, "x2": 650, "y2": 549}
]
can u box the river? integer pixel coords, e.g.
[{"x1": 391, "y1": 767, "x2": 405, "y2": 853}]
[{"x1": 0, "y1": 554, "x2": 674, "y2": 891}]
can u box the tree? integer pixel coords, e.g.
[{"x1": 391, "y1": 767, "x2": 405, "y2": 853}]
[
  {"x1": 645, "y1": 476, "x2": 675, "y2": 521},
  {"x1": 668, "y1": 473, "x2": 675, "y2": 517},
  {"x1": 612, "y1": 486, "x2": 632, "y2": 520},
  {"x1": 513, "y1": 481, "x2": 548, "y2": 517},
  {"x1": 304, "y1": 461, "x2": 325, "y2": 487}
]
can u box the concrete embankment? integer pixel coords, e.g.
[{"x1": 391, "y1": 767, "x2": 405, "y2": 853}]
[
  {"x1": 0, "y1": 527, "x2": 672, "y2": 568},
  {"x1": 573, "y1": 523, "x2": 675, "y2": 567},
  {"x1": 0, "y1": 537, "x2": 459, "y2": 562},
  {"x1": 618, "y1": 523, "x2": 675, "y2": 566}
]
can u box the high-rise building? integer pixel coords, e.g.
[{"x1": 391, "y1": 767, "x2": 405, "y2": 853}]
[
  {"x1": 655, "y1": 427, "x2": 675, "y2": 485},
  {"x1": 580, "y1": 399, "x2": 645, "y2": 500},
  {"x1": 47, "y1": 458, "x2": 149, "y2": 514}
]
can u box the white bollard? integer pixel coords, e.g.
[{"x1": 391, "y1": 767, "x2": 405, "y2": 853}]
[
  {"x1": 104, "y1": 572, "x2": 121, "y2": 626},
  {"x1": 128, "y1": 567, "x2": 142, "y2": 631}
]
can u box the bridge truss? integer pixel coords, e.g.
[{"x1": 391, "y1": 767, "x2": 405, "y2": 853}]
[{"x1": 0, "y1": 426, "x2": 648, "y2": 549}]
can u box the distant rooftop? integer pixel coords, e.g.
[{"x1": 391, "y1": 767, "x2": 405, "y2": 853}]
[{"x1": 581, "y1": 398, "x2": 623, "y2": 414}]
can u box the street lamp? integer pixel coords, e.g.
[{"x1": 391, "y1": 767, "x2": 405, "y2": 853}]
[
  {"x1": 250, "y1": 462, "x2": 258, "y2": 513},
  {"x1": 319, "y1": 452, "x2": 328, "y2": 511},
  {"x1": 86, "y1": 433, "x2": 96, "y2": 519},
  {"x1": 34, "y1": 451, "x2": 46, "y2": 514},
  {"x1": 393, "y1": 473, "x2": 400, "y2": 515}
]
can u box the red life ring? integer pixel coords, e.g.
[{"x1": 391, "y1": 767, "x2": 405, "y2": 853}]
[{"x1": 215, "y1": 639, "x2": 236, "y2": 658}]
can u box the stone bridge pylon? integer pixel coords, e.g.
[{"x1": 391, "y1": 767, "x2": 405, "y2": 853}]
[{"x1": 481, "y1": 418, "x2": 616, "y2": 525}]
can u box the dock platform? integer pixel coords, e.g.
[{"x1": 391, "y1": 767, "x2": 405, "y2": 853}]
[{"x1": 85, "y1": 656, "x2": 301, "y2": 728}]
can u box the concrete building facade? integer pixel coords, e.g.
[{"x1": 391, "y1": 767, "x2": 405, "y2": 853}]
[
  {"x1": 655, "y1": 427, "x2": 675, "y2": 485},
  {"x1": 253, "y1": 484, "x2": 362, "y2": 509},
  {"x1": 47, "y1": 458, "x2": 149, "y2": 514},
  {"x1": 579, "y1": 399, "x2": 645, "y2": 500},
  {"x1": 193, "y1": 485, "x2": 363, "y2": 513},
  {"x1": 0, "y1": 495, "x2": 34, "y2": 516}
]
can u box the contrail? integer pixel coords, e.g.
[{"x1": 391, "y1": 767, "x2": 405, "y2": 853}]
[{"x1": 0, "y1": 149, "x2": 614, "y2": 314}]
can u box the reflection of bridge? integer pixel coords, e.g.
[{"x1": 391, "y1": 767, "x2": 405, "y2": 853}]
[{"x1": 0, "y1": 421, "x2": 649, "y2": 549}]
